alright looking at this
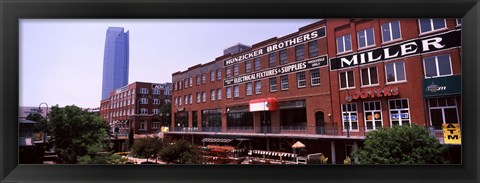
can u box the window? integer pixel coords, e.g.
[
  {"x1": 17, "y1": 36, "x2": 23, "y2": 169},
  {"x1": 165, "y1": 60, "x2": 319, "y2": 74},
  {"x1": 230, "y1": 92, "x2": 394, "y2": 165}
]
[
  {"x1": 184, "y1": 95, "x2": 188, "y2": 105},
  {"x1": 456, "y1": 18, "x2": 462, "y2": 27},
  {"x1": 361, "y1": 67, "x2": 379, "y2": 86},
  {"x1": 245, "y1": 60, "x2": 252, "y2": 73},
  {"x1": 210, "y1": 71, "x2": 215, "y2": 82},
  {"x1": 336, "y1": 34, "x2": 352, "y2": 54},
  {"x1": 189, "y1": 77, "x2": 193, "y2": 87},
  {"x1": 385, "y1": 61, "x2": 406, "y2": 83},
  {"x1": 389, "y1": 99, "x2": 410, "y2": 126},
  {"x1": 132, "y1": 89, "x2": 135, "y2": 95},
  {"x1": 140, "y1": 98, "x2": 148, "y2": 104},
  {"x1": 357, "y1": 28, "x2": 375, "y2": 49},
  {"x1": 281, "y1": 75, "x2": 289, "y2": 90},
  {"x1": 217, "y1": 89, "x2": 222, "y2": 100},
  {"x1": 246, "y1": 82, "x2": 252, "y2": 96},
  {"x1": 270, "y1": 78, "x2": 277, "y2": 92},
  {"x1": 153, "y1": 109, "x2": 159, "y2": 115},
  {"x1": 196, "y1": 92, "x2": 201, "y2": 103},
  {"x1": 179, "y1": 96, "x2": 182, "y2": 106},
  {"x1": 179, "y1": 81, "x2": 182, "y2": 90},
  {"x1": 153, "y1": 89, "x2": 160, "y2": 95},
  {"x1": 139, "y1": 121, "x2": 146, "y2": 130},
  {"x1": 268, "y1": 53, "x2": 276, "y2": 67},
  {"x1": 152, "y1": 122, "x2": 160, "y2": 129},
  {"x1": 233, "y1": 64, "x2": 239, "y2": 76},
  {"x1": 226, "y1": 66, "x2": 232, "y2": 78},
  {"x1": 210, "y1": 89, "x2": 216, "y2": 101},
  {"x1": 429, "y1": 97, "x2": 459, "y2": 130},
  {"x1": 339, "y1": 70, "x2": 355, "y2": 89},
  {"x1": 234, "y1": 85, "x2": 239, "y2": 97},
  {"x1": 140, "y1": 108, "x2": 148, "y2": 114},
  {"x1": 189, "y1": 94, "x2": 192, "y2": 104},
  {"x1": 381, "y1": 20, "x2": 401, "y2": 43},
  {"x1": 202, "y1": 73, "x2": 206, "y2": 84},
  {"x1": 226, "y1": 87, "x2": 232, "y2": 99},
  {"x1": 217, "y1": 69, "x2": 221, "y2": 80},
  {"x1": 297, "y1": 72, "x2": 306, "y2": 88},
  {"x1": 423, "y1": 54, "x2": 452, "y2": 77},
  {"x1": 140, "y1": 88, "x2": 148, "y2": 94},
  {"x1": 364, "y1": 101, "x2": 382, "y2": 130},
  {"x1": 279, "y1": 50, "x2": 287, "y2": 65},
  {"x1": 310, "y1": 69, "x2": 320, "y2": 86},
  {"x1": 342, "y1": 103, "x2": 358, "y2": 130},
  {"x1": 153, "y1": 99, "x2": 160, "y2": 104},
  {"x1": 184, "y1": 79, "x2": 188, "y2": 88},
  {"x1": 308, "y1": 41, "x2": 318, "y2": 58},
  {"x1": 255, "y1": 81, "x2": 261, "y2": 94},
  {"x1": 254, "y1": 58, "x2": 261, "y2": 71},
  {"x1": 202, "y1": 91, "x2": 206, "y2": 102},
  {"x1": 419, "y1": 19, "x2": 446, "y2": 34},
  {"x1": 295, "y1": 45, "x2": 304, "y2": 61},
  {"x1": 196, "y1": 75, "x2": 200, "y2": 85}
]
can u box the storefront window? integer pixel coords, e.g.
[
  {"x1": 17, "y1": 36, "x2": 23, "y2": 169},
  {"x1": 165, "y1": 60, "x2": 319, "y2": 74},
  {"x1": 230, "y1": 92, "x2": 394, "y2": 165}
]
[
  {"x1": 280, "y1": 100, "x2": 307, "y2": 130},
  {"x1": 388, "y1": 98, "x2": 410, "y2": 126},
  {"x1": 429, "y1": 97, "x2": 459, "y2": 130},
  {"x1": 227, "y1": 112, "x2": 253, "y2": 130},
  {"x1": 363, "y1": 101, "x2": 382, "y2": 130},
  {"x1": 342, "y1": 103, "x2": 358, "y2": 130},
  {"x1": 202, "y1": 109, "x2": 221, "y2": 132},
  {"x1": 174, "y1": 112, "x2": 189, "y2": 129}
]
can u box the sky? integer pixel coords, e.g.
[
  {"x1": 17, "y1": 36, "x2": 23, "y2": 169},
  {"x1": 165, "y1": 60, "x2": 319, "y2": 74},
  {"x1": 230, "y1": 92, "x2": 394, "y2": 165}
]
[{"x1": 20, "y1": 19, "x2": 320, "y2": 108}]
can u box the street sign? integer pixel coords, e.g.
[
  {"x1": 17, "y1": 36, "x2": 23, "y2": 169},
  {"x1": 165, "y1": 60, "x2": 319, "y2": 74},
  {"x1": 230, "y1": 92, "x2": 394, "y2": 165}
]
[{"x1": 442, "y1": 123, "x2": 461, "y2": 145}]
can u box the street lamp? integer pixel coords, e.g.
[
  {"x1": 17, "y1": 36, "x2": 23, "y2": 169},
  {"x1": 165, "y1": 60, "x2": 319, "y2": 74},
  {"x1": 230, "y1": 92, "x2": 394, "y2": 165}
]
[
  {"x1": 422, "y1": 74, "x2": 440, "y2": 133},
  {"x1": 38, "y1": 102, "x2": 48, "y2": 143}
]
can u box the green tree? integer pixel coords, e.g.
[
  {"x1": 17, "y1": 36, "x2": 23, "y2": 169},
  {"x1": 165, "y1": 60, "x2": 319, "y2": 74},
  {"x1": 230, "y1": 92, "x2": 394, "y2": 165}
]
[
  {"x1": 130, "y1": 136, "x2": 164, "y2": 162},
  {"x1": 352, "y1": 124, "x2": 448, "y2": 164},
  {"x1": 158, "y1": 139, "x2": 204, "y2": 164},
  {"x1": 159, "y1": 103, "x2": 171, "y2": 127},
  {"x1": 49, "y1": 105, "x2": 111, "y2": 164}
]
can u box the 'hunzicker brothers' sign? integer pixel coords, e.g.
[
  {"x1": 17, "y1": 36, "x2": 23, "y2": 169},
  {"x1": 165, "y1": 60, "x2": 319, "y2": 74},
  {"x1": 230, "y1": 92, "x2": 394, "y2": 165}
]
[
  {"x1": 224, "y1": 27, "x2": 326, "y2": 67},
  {"x1": 330, "y1": 30, "x2": 461, "y2": 70}
]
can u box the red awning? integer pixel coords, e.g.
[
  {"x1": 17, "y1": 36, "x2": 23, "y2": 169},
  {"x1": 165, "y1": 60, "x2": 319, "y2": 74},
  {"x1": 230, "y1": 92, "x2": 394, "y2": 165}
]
[{"x1": 249, "y1": 97, "x2": 278, "y2": 112}]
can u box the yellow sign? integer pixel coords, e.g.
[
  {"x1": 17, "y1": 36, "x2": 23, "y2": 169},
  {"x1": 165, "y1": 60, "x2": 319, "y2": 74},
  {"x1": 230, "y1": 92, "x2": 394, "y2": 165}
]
[
  {"x1": 442, "y1": 123, "x2": 461, "y2": 145},
  {"x1": 161, "y1": 127, "x2": 169, "y2": 132}
]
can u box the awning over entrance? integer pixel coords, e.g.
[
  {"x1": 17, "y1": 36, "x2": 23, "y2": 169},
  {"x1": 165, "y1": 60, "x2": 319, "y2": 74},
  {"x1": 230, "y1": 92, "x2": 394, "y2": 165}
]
[
  {"x1": 249, "y1": 97, "x2": 279, "y2": 112},
  {"x1": 248, "y1": 150, "x2": 298, "y2": 158},
  {"x1": 202, "y1": 138, "x2": 234, "y2": 143}
]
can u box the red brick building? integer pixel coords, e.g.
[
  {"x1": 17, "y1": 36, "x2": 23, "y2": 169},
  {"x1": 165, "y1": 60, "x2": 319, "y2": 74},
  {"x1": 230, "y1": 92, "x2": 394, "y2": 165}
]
[
  {"x1": 100, "y1": 82, "x2": 172, "y2": 134},
  {"x1": 166, "y1": 19, "x2": 462, "y2": 164}
]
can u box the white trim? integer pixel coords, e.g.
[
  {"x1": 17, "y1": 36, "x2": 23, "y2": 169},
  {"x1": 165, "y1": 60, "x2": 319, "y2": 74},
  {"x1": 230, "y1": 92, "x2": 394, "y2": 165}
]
[
  {"x1": 310, "y1": 69, "x2": 321, "y2": 86},
  {"x1": 387, "y1": 98, "x2": 411, "y2": 126},
  {"x1": 384, "y1": 61, "x2": 406, "y2": 84},
  {"x1": 418, "y1": 18, "x2": 447, "y2": 35},
  {"x1": 381, "y1": 20, "x2": 403, "y2": 44},
  {"x1": 357, "y1": 27, "x2": 376, "y2": 50},
  {"x1": 336, "y1": 34, "x2": 352, "y2": 54},
  {"x1": 339, "y1": 70, "x2": 355, "y2": 89},
  {"x1": 422, "y1": 54, "x2": 453, "y2": 78},
  {"x1": 363, "y1": 101, "x2": 383, "y2": 131},
  {"x1": 360, "y1": 66, "x2": 379, "y2": 86}
]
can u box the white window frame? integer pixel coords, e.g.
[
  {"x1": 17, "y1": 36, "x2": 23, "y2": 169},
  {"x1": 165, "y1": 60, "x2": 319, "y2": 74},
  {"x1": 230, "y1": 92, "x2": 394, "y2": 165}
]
[
  {"x1": 226, "y1": 67, "x2": 232, "y2": 78},
  {"x1": 422, "y1": 54, "x2": 453, "y2": 78},
  {"x1": 342, "y1": 103, "x2": 359, "y2": 131},
  {"x1": 269, "y1": 53, "x2": 276, "y2": 67},
  {"x1": 456, "y1": 18, "x2": 462, "y2": 27},
  {"x1": 153, "y1": 99, "x2": 160, "y2": 105},
  {"x1": 217, "y1": 89, "x2": 222, "y2": 100},
  {"x1": 363, "y1": 101, "x2": 383, "y2": 131},
  {"x1": 210, "y1": 89, "x2": 216, "y2": 101},
  {"x1": 385, "y1": 61, "x2": 406, "y2": 83},
  {"x1": 140, "y1": 108, "x2": 148, "y2": 114},
  {"x1": 360, "y1": 66, "x2": 379, "y2": 86},
  {"x1": 196, "y1": 75, "x2": 201, "y2": 85},
  {"x1": 184, "y1": 95, "x2": 188, "y2": 105},
  {"x1": 140, "y1": 88, "x2": 148, "y2": 94},
  {"x1": 246, "y1": 82, "x2": 252, "y2": 96},
  {"x1": 153, "y1": 109, "x2": 159, "y2": 114},
  {"x1": 297, "y1": 72, "x2": 306, "y2": 88},
  {"x1": 428, "y1": 97, "x2": 459, "y2": 130},
  {"x1": 255, "y1": 81, "x2": 261, "y2": 94},
  {"x1": 226, "y1": 87, "x2": 232, "y2": 99},
  {"x1": 270, "y1": 78, "x2": 277, "y2": 92},
  {"x1": 233, "y1": 64, "x2": 239, "y2": 76},
  {"x1": 281, "y1": 75, "x2": 289, "y2": 91},
  {"x1": 139, "y1": 121, "x2": 146, "y2": 130},
  {"x1": 308, "y1": 41, "x2": 318, "y2": 58},
  {"x1": 388, "y1": 98, "x2": 411, "y2": 126},
  {"x1": 254, "y1": 58, "x2": 261, "y2": 71},
  {"x1": 381, "y1": 20, "x2": 402, "y2": 43},
  {"x1": 339, "y1": 70, "x2": 355, "y2": 89},
  {"x1": 217, "y1": 69, "x2": 222, "y2": 80},
  {"x1": 310, "y1": 69, "x2": 320, "y2": 86},
  {"x1": 280, "y1": 50, "x2": 288, "y2": 65},
  {"x1": 152, "y1": 122, "x2": 160, "y2": 129},
  {"x1": 178, "y1": 97, "x2": 182, "y2": 106},
  {"x1": 211, "y1": 71, "x2": 215, "y2": 82},
  {"x1": 153, "y1": 89, "x2": 160, "y2": 95},
  {"x1": 202, "y1": 74, "x2": 206, "y2": 84},
  {"x1": 336, "y1": 34, "x2": 352, "y2": 54},
  {"x1": 196, "y1": 93, "x2": 201, "y2": 103},
  {"x1": 189, "y1": 94, "x2": 192, "y2": 104},
  {"x1": 202, "y1": 91, "x2": 206, "y2": 102},
  {"x1": 357, "y1": 28, "x2": 375, "y2": 49},
  {"x1": 190, "y1": 77, "x2": 193, "y2": 87},
  {"x1": 140, "y1": 98, "x2": 148, "y2": 104},
  {"x1": 234, "y1": 85, "x2": 240, "y2": 98},
  {"x1": 246, "y1": 60, "x2": 252, "y2": 73},
  {"x1": 418, "y1": 18, "x2": 447, "y2": 34},
  {"x1": 295, "y1": 45, "x2": 304, "y2": 61}
]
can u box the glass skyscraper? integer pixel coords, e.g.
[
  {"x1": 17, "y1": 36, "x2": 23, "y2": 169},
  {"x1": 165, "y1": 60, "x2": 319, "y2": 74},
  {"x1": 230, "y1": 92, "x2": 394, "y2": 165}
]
[{"x1": 101, "y1": 27, "x2": 129, "y2": 100}]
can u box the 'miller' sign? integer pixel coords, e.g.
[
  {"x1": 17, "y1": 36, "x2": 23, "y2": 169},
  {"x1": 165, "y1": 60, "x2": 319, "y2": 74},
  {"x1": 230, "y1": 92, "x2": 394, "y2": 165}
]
[{"x1": 330, "y1": 30, "x2": 461, "y2": 70}]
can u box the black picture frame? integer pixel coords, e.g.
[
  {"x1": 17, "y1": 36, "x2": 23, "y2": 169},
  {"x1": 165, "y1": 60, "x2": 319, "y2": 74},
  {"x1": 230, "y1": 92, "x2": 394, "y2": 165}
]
[{"x1": 1, "y1": 0, "x2": 479, "y2": 183}]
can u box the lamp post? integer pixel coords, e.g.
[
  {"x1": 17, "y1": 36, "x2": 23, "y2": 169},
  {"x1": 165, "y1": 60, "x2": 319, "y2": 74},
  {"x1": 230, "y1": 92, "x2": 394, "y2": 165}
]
[
  {"x1": 422, "y1": 74, "x2": 440, "y2": 133},
  {"x1": 38, "y1": 102, "x2": 48, "y2": 143}
]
